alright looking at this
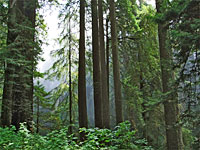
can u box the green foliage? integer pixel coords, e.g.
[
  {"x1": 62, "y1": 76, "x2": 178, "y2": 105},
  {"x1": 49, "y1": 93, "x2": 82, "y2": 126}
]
[
  {"x1": 33, "y1": 80, "x2": 68, "y2": 133},
  {"x1": 1, "y1": 0, "x2": 199, "y2": 150},
  {"x1": 167, "y1": 1, "x2": 200, "y2": 149},
  {"x1": 0, "y1": 121, "x2": 153, "y2": 150},
  {"x1": 79, "y1": 128, "x2": 113, "y2": 149},
  {"x1": 0, "y1": 124, "x2": 47, "y2": 150},
  {"x1": 118, "y1": 3, "x2": 165, "y2": 149},
  {"x1": 80, "y1": 121, "x2": 153, "y2": 150},
  {"x1": 116, "y1": 0, "x2": 140, "y2": 32},
  {"x1": 43, "y1": 0, "x2": 80, "y2": 131},
  {"x1": 182, "y1": 127, "x2": 195, "y2": 150},
  {"x1": 0, "y1": 124, "x2": 78, "y2": 150}
]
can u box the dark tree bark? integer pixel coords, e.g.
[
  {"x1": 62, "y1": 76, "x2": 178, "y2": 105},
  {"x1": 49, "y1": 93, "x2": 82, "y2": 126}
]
[
  {"x1": 106, "y1": 18, "x2": 110, "y2": 102},
  {"x1": 156, "y1": 0, "x2": 183, "y2": 149},
  {"x1": 36, "y1": 96, "x2": 39, "y2": 133},
  {"x1": 2, "y1": 0, "x2": 36, "y2": 130},
  {"x1": 25, "y1": 0, "x2": 36, "y2": 131},
  {"x1": 1, "y1": 0, "x2": 36, "y2": 130},
  {"x1": 1, "y1": 0, "x2": 16, "y2": 127},
  {"x1": 91, "y1": 0, "x2": 103, "y2": 128},
  {"x1": 78, "y1": 0, "x2": 88, "y2": 140},
  {"x1": 98, "y1": 0, "x2": 110, "y2": 128},
  {"x1": 68, "y1": 17, "x2": 72, "y2": 135},
  {"x1": 109, "y1": 0, "x2": 123, "y2": 124}
]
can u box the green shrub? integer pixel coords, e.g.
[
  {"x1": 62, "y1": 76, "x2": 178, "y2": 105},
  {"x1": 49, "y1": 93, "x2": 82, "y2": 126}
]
[
  {"x1": 0, "y1": 121, "x2": 153, "y2": 150},
  {"x1": 182, "y1": 127, "x2": 195, "y2": 150},
  {"x1": 80, "y1": 121, "x2": 153, "y2": 150}
]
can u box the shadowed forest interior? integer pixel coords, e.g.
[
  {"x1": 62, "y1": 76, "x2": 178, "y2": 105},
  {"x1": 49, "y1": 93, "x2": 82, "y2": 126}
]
[{"x1": 0, "y1": 0, "x2": 200, "y2": 149}]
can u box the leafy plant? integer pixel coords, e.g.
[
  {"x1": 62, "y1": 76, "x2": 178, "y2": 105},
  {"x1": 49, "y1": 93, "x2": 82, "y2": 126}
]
[
  {"x1": 0, "y1": 121, "x2": 153, "y2": 150},
  {"x1": 80, "y1": 121, "x2": 153, "y2": 150}
]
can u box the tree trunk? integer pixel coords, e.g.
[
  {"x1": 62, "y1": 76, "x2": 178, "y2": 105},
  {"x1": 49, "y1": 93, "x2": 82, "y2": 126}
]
[
  {"x1": 106, "y1": 18, "x2": 110, "y2": 102},
  {"x1": 91, "y1": 0, "x2": 103, "y2": 128},
  {"x1": 98, "y1": 0, "x2": 110, "y2": 128},
  {"x1": 156, "y1": 0, "x2": 183, "y2": 149},
  {"x1": 109, "y1": 0, "x2": 123, "y2": 124},
  {"x1": 36, "y1": 96, "x2": 39, "y2": 133},
  {"x1": 25, "y1": 0, "x2": 36, "y2": 131},
  {"x1": 78, "y1": 0, "x2": 88, "y2": 140},
  {"x1": 1, "y1": 0, "x2": 16, "y2": 127},
  {"x1": 1, "y1": 0, "x2": 36, "y2": 130},
  {"x1": 1, "y1": 63, "x2": 13, "y2": 127},
  {"x1": 68, "y1": 17, "x2": 72, "y2": 135}
]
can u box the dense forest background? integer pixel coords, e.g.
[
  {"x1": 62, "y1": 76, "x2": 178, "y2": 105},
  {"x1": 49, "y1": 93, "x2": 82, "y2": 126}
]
[{"x1": 0, "y1": 0, "x2": 200, "y2": 149}]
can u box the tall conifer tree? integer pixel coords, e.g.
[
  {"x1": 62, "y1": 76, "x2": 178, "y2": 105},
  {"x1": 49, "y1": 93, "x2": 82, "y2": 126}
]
[
  {"x1": 1, "y1": 0, "x2": 36, "y2": 130},
  {"x1": 156, "y1": 0, "x2": 183, "y2": 149},
  {"x1": 78, "y1": 0, "x2": 88, "y2": 140},
  {"x1": 98, "y1": 0, "x2": 110, "y2": 128},
  {"x1": 91, "y1": 0, "x2": 103, "y2": 128},
  {"x1": 1, "y1": 0, "x2": 15, "y2": 127},
  {"x1": 109, "y1": 0, "x2": 123, "y2": 124}
]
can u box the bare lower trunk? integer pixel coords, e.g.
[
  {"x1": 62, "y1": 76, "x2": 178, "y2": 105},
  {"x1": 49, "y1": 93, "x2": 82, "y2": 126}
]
[
  {"x1": 78, "y1": 0, "x2": 88, "y2": 141},
  {"x1": 1, "y1": 0, "x2": 16, "y2": 127},
  {"x1": 68, "y1": 17, "x2": 72, "y2": 135},
  {"x1": 106, "y1": 18, "x2": 110, "y2": 102},
  {"x1": 92, "y1": 0, "x2": 103, "y2": 128},
  {"x1": 109, "y1": 0, "x2": 123, "y2": 124},
  {"x1": 98, "y1": 0, "x2": 110, "y2": 128}
]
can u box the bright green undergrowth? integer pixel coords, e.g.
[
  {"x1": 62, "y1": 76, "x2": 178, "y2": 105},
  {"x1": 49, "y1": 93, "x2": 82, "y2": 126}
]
[{"x1": 0, "y1": 121, "x2": 153, "y2": 150}]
